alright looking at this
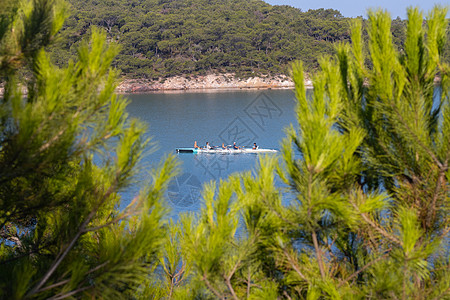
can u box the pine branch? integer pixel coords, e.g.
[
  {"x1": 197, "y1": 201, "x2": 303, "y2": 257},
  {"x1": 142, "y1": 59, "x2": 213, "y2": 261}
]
[
  {"x1": 390, "y1": 102, "x2": 444, "y2": 170},
  {"x1": 282, "y1": 248, "x2": 310, "y2": 284},
  {"x1": 312, "y1": 230, "x2": 326, "y2": 280},
  {"x1": 226, "y1": 260, "x2": 241, "y2": 283},
  {"x1": 246, "y1": 268, "x2": 251, "y2": 298},
  {"x1": 27, "y1": 207, "x2": 97, "y2": 296},
  {"x1": 37, "y1": 279, "x2": 70, "y2": 293},
  {"x1": 38, "y1": 261, "x2": 109, "y2": 293},
  {"x1": 351, "y1": 201, "x2": 402, "y2": 246},
  {"x1": 202, "y1": 275, "x2": 225, "y2": 300},
  {"x1": 83, "y1": 195, "x2": 139, "y2": 233},
  {"x1": 225, "y1": 276, "x2": 239, "y2": 300},
  {"x1": 27, "y1": 178, "x2": 119, "y2": 297},
  {"x1": 338, "y1": 249, "x2": 391, "y2": 288},
  {"x1": 168, "y1": 262, "x2": 186, "y2": 299},
  {"x1": 283, "y1": 290, "x2": 293, "y2": 300},
  {"x1": 38, "y1": 128, "x2": 66, "y2": 152},
  {"x1": 426, "y1": 168, "x2": 447, "y2": 229},
  {"x1": 47, "y1": 286, "x2": 91, "y2": 300}
]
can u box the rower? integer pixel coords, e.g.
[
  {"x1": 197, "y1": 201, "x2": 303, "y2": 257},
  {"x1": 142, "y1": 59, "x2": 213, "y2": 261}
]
[
  {"x1": 222, "y1": 143, "x2": 227, "y2": 149},
  {"x1": 252, "y1": 142, "x2": 258, "y2": 150},
  {"x1": 194, "y1": 141, "x2": 199, "y2": 149},
  {"x1": 206, "y1": 142, "x2": 212, "y2": 150},
  {"x1": 233, "y1": 142, "x2": 239, "y2": 150}
]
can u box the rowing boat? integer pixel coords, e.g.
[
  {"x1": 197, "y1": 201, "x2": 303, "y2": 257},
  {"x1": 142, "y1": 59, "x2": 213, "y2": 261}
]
[{"x1": 176, "y1": 147, "x2": 278, "y2": 154}]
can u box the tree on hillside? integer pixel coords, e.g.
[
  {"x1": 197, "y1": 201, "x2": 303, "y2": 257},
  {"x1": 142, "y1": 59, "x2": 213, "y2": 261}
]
[
  {"x1": 0, "y1": 0, "x2": 177, "y2": 298},
  {"x1": 176, "y1": 6, "x2": 450, "y2": 299},
  {"x1": 47, "y1": 0, "x2": 354, "y2": 79}
]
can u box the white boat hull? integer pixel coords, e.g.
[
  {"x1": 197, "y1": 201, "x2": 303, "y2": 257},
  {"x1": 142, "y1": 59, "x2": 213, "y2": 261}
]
[{"x1": 176, "y1": 147, "x2": 277, "y2": 154}]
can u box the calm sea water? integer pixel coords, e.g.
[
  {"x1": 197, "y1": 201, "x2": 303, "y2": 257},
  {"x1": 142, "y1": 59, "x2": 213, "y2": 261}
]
[
  {"x1": 122, "y1": 87, "x2": 443, "y2": 218},
  {"x1": 122, "y1": 89, "x2": 298, "y2": 216}
]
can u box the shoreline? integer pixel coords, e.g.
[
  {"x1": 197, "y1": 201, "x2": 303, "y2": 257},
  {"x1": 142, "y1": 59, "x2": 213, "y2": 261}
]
[
  {"x1": 115, "y1": 85, "x2": 297, "y2": 94},
  {"x1": 0, "y1": 73, "x2": 308, "y2": 96},
  {"x1": 0, "y1": 83, "x2": 301, "y2": 96},
  {"x1": 1, "y1": 73, "x2": 443, "y2": 96},
  {"x1": 115, "y1": 73, "x2": 308, "y2": 94}
]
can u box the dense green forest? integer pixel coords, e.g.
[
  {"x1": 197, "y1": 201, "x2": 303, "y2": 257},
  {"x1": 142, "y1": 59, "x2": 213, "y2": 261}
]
[
  {"x1": 49, "y1": 0, "x2": 361, "y2": 79},
  {"x1": 49, "y1": 0, "x2": 450, "y2": 80}
]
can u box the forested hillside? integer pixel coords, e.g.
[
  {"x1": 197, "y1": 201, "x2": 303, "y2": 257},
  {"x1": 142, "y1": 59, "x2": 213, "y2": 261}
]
[{"x1": 50, "y1": 0, "x2": 357, "y2": 79}]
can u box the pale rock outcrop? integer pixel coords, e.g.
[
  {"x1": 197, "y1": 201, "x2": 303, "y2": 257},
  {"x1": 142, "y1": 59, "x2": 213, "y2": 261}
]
[{"x1": 115, "y1": 73, "x2": 307, "y2": 93}]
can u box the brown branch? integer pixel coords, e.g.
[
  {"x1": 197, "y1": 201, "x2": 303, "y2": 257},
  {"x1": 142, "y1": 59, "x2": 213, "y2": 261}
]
[
  {"x1": 85, "y1": 261, "x2": 110, "y2": 275},
  {"x1": 83, "y1": 196, "x2": 139, "y2": 233},
  {"x1": 37, "y1": 279, "x2": 70, "y2": 293},
  {"x1": 47, "y1": 286, "x2": 91, "y2": 300},
  {"x1": 27, "y1": 209, "x2": 97, "y2": 296},
  {"x1": 27, "y1": 178, "x2": 119, "y2": 297},
  {"x1": 312, "y1": 230, "x2": 326, "y2": 279},
  {"x1": 225, "y1": 277, "x2": 239, "y2": 300},
  {"x1": 0, "y1": 249, "x2": 37, "y2": 265},
  {"x1": 441, "y1": 225, "x2": 450, "y2": 239},
  {"x1": 283, "y1": 290, "x2": 293, "y2": 300},
  {"x1": 37, "y1": 261, "x2": 109, "y2": 294},
  {"x1": 202, "y1": 275, "x2": 225, "y2": 300},
  {"x1": 426, "y1": 168, "x2": 446, "y2": 229},
  {"x1": 247, "y1": 267, "x2": 251, "y2": 298},
  {"x1": 169, "y1": 273, "x2": 175, "y2": 300},
  {"x1": 39, "y1": 128, "x2": 66, "y2": 152},
  {"x1": 173, "y1": 263, "x2": 186, "y2": 285},
  {"x1": 167, "y1": 262, "x2": 186, "y2": 299},
  {"x1": 283, "y1": 248, "x2": 310, "y2": 284},
  {"x1": 224, "y1": 260, "x2": 241, "y2": 300},
  {"x1": 338, "y1": 249, "x2": 391, "y2": 288},
  {"x1": 227, "y1": 261, "x2": 241, "y2": 283},
  {"x1": 351, "y1": 202, "x2": 402, "y2": 246}
]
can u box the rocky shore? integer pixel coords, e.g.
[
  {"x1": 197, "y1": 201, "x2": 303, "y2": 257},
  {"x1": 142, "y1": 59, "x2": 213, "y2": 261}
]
[
  {"x1": 0, "y1": 74, "x2": 311, "y2": 96},
  {"x1": 115, "y1": 73, "x2": 308, "y2": 93},
  {"x1": 2, "y1": 74, "x2": 443, "y2": 96}
]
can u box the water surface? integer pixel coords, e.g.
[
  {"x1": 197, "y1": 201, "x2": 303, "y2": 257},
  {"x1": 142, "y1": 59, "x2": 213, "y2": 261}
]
[{"x1": 124, "y1": 89, "x2": 298, "y2": 216}]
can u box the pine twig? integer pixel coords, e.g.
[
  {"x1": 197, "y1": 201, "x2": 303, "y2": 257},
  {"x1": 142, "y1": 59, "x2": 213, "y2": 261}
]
[
  {"x1": 283, "y1": 290, "x2": 293, "y2": 300},
  {"x1": 47, "y1": 286, "x2": 91, "y2": 300},
  {"x1": 202, "y1": 275, "x2": 225, "y2": 300},
  {"x1": 351, "y1": 202, "x2": 402, "y2": 246},
  {"x1": 83, "y1": 195, "x2": 139, "y2": 232},
  {"x1": 247, "y1": 267, "x2": 251, "y2": 298},
  {"x1": 38, "y1": 261, "x2": 109, "y2": 294},
  {"x1": 391, "y1": 103, "x2": 444, "y2": 170},
  {"x1": 27, "y1": 179, "x2": 119, "y2": 297},
  {"x1": 338, "y1": 248, "x2": 391, "y2": 288},
  {"x1": 225, "y1": 260, "x2": 241, "y2": 300},
  {"x1": 426, "y1": 168, "x2": 446, "y2": 229},
  {"x1": 225, "y1": 277, "x2": 239, "y2": 300},
  {"x1": 282, "y1": 248, "x2": 310, "y2": 284},
  {"x1": 312, "y1": 230, "x2": 326, "y2": 280}
]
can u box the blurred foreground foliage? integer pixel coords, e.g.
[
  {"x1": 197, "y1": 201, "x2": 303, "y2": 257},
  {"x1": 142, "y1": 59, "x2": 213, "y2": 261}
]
[
  {"x1": 1, "y1": 1, "x2": 449, "y2": 299},
  {"x1": 0, "y1": 0, "x2": 178, "y2": 298}
]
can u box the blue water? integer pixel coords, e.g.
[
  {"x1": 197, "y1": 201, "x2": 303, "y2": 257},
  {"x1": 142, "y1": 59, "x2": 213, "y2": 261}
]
[
  {"x1": 123, "y1": 89, "x2": 298, "y2": 216},
  {"x1": 122, "y1": 87, "x2": 444, "y2": 218}
]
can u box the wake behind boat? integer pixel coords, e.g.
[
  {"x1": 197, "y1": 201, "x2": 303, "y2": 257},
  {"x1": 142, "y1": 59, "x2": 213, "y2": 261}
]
[{"x1": 176, "y1": 147, "x2": 278, "y2": 154}]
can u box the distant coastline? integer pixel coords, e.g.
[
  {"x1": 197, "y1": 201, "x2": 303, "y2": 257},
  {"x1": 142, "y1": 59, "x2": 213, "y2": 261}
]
[
  {"x1": 0, "y1": 73, "x2": 309, "y2": 96},
  {"x1": 3, "y1": 74, "x2": 444, "y2": 96},
  {"x1": 115, "y1": 73, "x2": 310, "y2": 93}
]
